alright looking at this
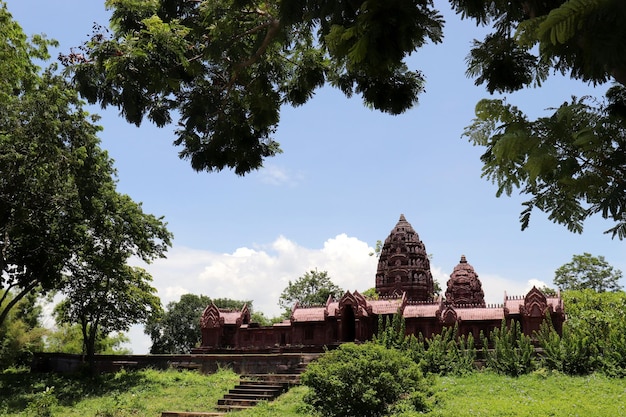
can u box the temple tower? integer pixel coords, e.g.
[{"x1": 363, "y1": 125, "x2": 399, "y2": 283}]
[
  {"x1": 375, "y1": 214, "x2": 434, "y2": 301},
  {"x1": 445, "y1": 255, "x2": 485, "y2": 307}
]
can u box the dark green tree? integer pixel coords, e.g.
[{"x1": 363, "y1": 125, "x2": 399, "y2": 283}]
[
  {"x1": 57, "y1": 266, "x2": 162, "y2": 363},
  {"x1": 62, "y1": 0, "x2": 444, "y2": 174},
  {"x1": 0, "y1": 4, "x2": 87, "y2": 327},
  {"x1": 481, "y1": 319, "x2": 535, "y2": 376},
  {"x1": 279, "y1": 270, "x2": 343, "y2": 314},
  {"x1": 56, "y1": 183, "x2": 171, "y2": 363},
  {"x1": 554, "y1": 253, "x2": 623, "y2": 292},
  {"x1": 146, "y1": 294, "x2": 253, "y2": 354},
  {"x1": 59, "y1": 0, "x2": 626, "y2": 235},
  {"x1": 146, "y1": 294, "x2": 211, "y2": 354},
  {"x1": 0, "y1": 3, "x2": 172, "y2": 349}
]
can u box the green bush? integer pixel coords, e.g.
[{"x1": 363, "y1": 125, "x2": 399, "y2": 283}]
[
  {"x1": 415, "y1": 325, "x2": 476, "y2": 376},
  {"x1": 536, "y1": 318, "x2": 599, "y2": 375},
  {"x1": 482, "y1": 320, "x2": 535, "y2": 376},
  {"x1": 302, "y1": 342, "x2": 431, "y2": 417}
]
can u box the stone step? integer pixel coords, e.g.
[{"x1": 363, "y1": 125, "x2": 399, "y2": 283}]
[
  {"x1": 228, "y1": 387, "x2": 281, "y2": 396},
  {"x1": 218, "y1": 398, "x2": 264, "y2": 407},
  {"x1": 223, "y1": 392, "x2": 275, "y2": 400},
  {"x1": 214, "y1": 404, "x2": 251, "y2": 413},
  {"x1": 243, "y1": 373, "x2": 301, "y2": 384},
  {"x1": 161, "y1": 412, "x2": 225, "y2": 417}
]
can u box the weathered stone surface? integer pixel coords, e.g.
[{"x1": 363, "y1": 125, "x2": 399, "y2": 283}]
[
  {"x1": 375, "y1": 214, "x2": 434, "y2": 301},
  {"x1": 445, "y1": 255, "x2": 486, "y2": 307}
]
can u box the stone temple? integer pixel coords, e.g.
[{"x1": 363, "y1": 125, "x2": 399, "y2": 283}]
[{"x1": 195, "y1": 215, "x2": 564, "y2": 352}]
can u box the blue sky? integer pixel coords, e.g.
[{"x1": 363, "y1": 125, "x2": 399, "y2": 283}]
[{"x1": 7, "y1": 1, "x2": 625, "y2": 353}]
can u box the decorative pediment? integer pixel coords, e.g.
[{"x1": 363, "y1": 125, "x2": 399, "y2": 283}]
[
  {"x1": 520, "y1": 287, "x2": 548, "y2": 318},
  {"x1": 237, "y1": 304, "x2": 251, "y2": 326},
  {"x1": 200, "y1": 303, "x2": 223, "y2": 329},
  {"x1": 438, "y1": 303, "x2": 458, "y2": 325},
  {"x1": 338, "y1": 291, "x2": 369, "y2": 318}
]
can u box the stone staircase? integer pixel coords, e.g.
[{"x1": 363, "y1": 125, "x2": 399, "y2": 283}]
[
  {"x1": 215, "y1": 373, "x2": 299, "y2": 413},
  {"x1": 161, "y1": 354, "x2": 317, "y2": 417}
]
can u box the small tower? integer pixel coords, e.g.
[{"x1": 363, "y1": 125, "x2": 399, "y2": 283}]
[
  {"x1": 445, "y1": 255, "x2": 485, "y2": 307},
  {"x1": 375, "y1": 214, "x2": 434, "y2": 301}
]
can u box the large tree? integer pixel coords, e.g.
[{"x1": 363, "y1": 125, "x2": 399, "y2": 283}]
[
  {"x1": 56, "y1": 179, "x2": 171, "y2": 362},
  {"x1": 0, "y1": 3, "x2": 81, "y2": 327},
  {"x1": 554, "y1": 253, "x2": 623, "y2": 292},
  {"x1": 279, "y1": 270, "x2": 343, "y2": 314},
  {"x1": 1, "y1": 3, "x2": 172, "y2": 338},
  {"x1": 146, "y1": 293, "x2": 211, "y2": 354}
]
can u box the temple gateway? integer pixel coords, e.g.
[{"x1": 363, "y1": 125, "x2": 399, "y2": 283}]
[{"x1": 195, "y1": 215, "x2": 564, "y2": 352}]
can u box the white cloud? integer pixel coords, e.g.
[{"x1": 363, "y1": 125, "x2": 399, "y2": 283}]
[{"x1": 256, "y1": 164, "x2": 302, "y2": 186}]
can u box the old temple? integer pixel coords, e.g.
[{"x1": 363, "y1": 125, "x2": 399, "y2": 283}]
[{"x1": 195, "y1": 214, "x2": 564, "y2": 352}]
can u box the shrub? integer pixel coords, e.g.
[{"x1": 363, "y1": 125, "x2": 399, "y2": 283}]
[
  {"x1": 536, "y1": 318, "x2": 599, "y2": 375},
  {"x1": 482, "y1": 320, "x2": 535, "y2": 376},
  {"x1": 415, "y1": 325, "x2": 476, "y2": 376},
  {"x1": 302, "y1": 342, "x2": 431, "y2": 417}
]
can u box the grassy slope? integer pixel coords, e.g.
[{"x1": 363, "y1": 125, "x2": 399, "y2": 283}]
[{"x1": 0, "y1": 369, "x2": 624, "y2": 416}]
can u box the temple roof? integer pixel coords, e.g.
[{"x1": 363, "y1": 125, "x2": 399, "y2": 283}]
[
  {"x1": 375, "y1": 214, "x2": 434, "y2": 301},
  {"x1": 292, "y1": 307, "x2": 326, "y2": 322},
  {"x1": 445, "y1": 255, "x2": 485, "y2": 307},
  {"x1": 403, "y1": 303, "x2": 440, "y2": 318},
  {"x1": 369, "y1": 298, "x2": 404, "y2": 315}
]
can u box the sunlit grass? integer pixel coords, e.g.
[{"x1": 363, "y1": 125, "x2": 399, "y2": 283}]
[{"x1": 1, "y1": 368, "x2": 624, "y2": 416}]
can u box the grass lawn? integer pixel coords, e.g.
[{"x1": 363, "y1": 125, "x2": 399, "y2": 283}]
[{"x1": 0, "y1": 368, "x2": 624, "y2": 416}]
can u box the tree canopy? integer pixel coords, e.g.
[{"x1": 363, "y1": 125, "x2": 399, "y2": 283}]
[
  {"x1": 554, "y1": 253, "x2": 623, "y2": 292},
  {"x1": 459, "y1": 0, "x2": 626, "y2": 237},
  {"x1": 63, "y1": 0, "x2": 444, "y2": 175},
  {"x1": 279, "y1": 269, "x2": 343, "y2": 314},
  {"x1": 0, "y1": 3, "x2": 172, "y2": 340},
  {"x1": 59, "y1": 0, "x2": 626, "y2": 237},
  {"x1": 146, "y1": 294, "x2": 252, "y2": 354}
]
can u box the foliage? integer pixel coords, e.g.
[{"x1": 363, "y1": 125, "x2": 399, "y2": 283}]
[
  {"x1": 457, "y1": 0, "x2": 626, "y2": 237},
  {"x1": 56, "y1": 0, "x2": 626, "y2": 236},
  {"x1": 302, "y1": 342, "x2": 431, "y2": 417},
  {"x1": 0, "y1": 4, "x2": 172, "y2": 334},
  {"x1": 374, "y1": 312, "x2": 408, "y2": 350},
  {"x1": 535, "y1": 316, "x2": 599, "y2": 375},
  {"x1": 45, "y1": 323, "x2": 131, "y2": 355},
  {"x1": 0, "y1": 291, "x2": 46, "y2": 369},
  {"x1": 414, "y1": 327, "x2": 476, "y2": 376},
  {"x1": 374, "y1": 314, "x2": 476, "y2": 376},
  {"x1": 361, "y1": 287, "x2": 380, "y2": 300},
  {"x1": 278, "y1": 270, "x2": 343, "y2": 314},
  {"x1": 62, "y1": 0, "x2": 444, "y2": 174},
  {"x1": 56, "y1": 264, "x2": 163, "y2": 364},
  {"x1": 554, "y1": 253, "x2": 623, "y2": 292},
  {"x1": 146, "y1": 294, "x2": 252, "y2": 354},
  {"x1": 24, "y1": 386, "x2": 57, "y2": 417},
  {"x1": 538, "y1": 290, "x2": 626, "y2": 376},
  {"x1": 464, "y1": 89, "x2": 626, "y2": 238},
  {"x1": 481, "y1": 320, "x2": 535, "y2": 376},
  {"x1": 146, "y1": 293, "x2": 210, "y2": 354}
]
